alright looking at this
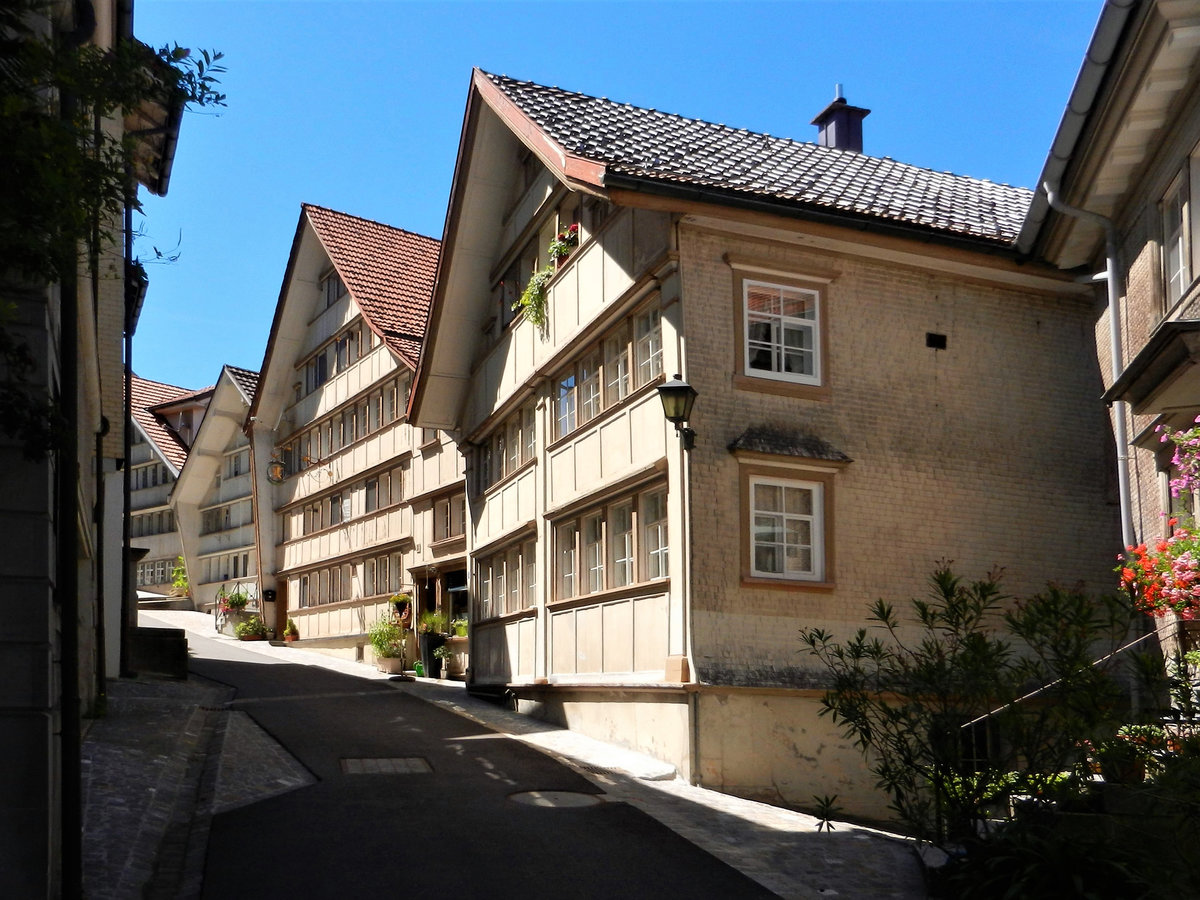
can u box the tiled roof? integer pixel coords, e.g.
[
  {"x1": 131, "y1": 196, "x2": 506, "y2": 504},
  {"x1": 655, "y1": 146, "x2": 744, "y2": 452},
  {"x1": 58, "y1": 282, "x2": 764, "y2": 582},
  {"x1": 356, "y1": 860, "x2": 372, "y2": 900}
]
[
  {"x1": 728, "y1": 426, "x2": 852, "y2": 463},
  {"x1": 130, "y1": 375, "x2": 194, "y2": 471},
  {"x1": 224, "y1": 365, "x2": 259, "y2": 404},
  {"x1": 303, "y1": 204, "x2": 440, "y2": 368},
  {"x1": 485, "y1": 72, "x2": 1031, "y2": 245}
]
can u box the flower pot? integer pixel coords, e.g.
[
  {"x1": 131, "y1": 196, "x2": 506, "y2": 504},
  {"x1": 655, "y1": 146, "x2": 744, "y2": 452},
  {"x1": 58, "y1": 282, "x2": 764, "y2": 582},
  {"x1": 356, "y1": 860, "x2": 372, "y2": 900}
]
[
  {"x1": 376, "y1": 656, "x2": 406, "y2": 675},
  {"x1": 419, "y1": 632, "x2": 445, "y2": 678},
  {"x1": 239, "y1": 634, "x2": 263, "y2": 642},
  {"x1": 1100, "y1": 757, "x2": 1145, "y2": 785},
  {"x1": 284, "y1": 633, "x2": 298, "y2": 642}
]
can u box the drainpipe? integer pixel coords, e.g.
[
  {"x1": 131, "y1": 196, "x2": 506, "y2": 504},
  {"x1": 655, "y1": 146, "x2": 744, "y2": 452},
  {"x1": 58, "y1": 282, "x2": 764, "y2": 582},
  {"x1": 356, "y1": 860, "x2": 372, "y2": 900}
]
[{"x1": 1043, "y1": 182, "x2": 1136, "y2": 550}]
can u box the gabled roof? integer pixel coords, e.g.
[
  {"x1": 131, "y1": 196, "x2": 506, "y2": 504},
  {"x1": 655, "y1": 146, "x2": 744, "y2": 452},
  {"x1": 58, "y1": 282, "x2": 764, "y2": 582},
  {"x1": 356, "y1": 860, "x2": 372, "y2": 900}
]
[
  {"x1": 481, "y1": 71, "x2": 1032, "y2": 246},
  {"x1": 130, "y1": 374, "x2": 195, "y2": 471},
  {"x1": 303, "y1": 204, "x2": 441, "y2": 368}
]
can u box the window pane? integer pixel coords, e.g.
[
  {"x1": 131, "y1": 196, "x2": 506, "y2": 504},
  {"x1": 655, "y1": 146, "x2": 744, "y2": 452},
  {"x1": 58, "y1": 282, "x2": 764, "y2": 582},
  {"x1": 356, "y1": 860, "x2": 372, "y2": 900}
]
[
  {"x1": 558, "y1": 523, "x2": 578, "y2": 598},
  {"x1": 604, "y1": 333, "x2": 630, "y2": 406},
  {"x1": 744, "y1": 281, "x2": 820, "y2": 383},
  {"x1": 642, "y1": 490, "x2": 668, "y2": 579},
  {"x1": 750, "y1": 479, "x2": 820, "y2": 580},
  {"x1": 610, "y1": 502, "x2": 633, "y2": 587},
  {"x1": 584, "y1": 513, "x2": 604, "y2": 593},
  {"x1": 556, "y1": 374, "x2": 577, "y2": 438},
  {"x1": 634, "y1": 309, "x2": 663, "y2": 387},
  {"x1": 579, "y1": 355, "x2": 601, "y2": 423}
]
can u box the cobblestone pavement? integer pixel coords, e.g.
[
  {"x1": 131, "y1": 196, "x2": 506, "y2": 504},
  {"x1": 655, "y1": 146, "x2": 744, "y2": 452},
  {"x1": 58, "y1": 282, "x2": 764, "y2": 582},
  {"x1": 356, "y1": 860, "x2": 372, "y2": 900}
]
[{"x1": 81, "y1": 610, "x2": 928, "y2": 899}]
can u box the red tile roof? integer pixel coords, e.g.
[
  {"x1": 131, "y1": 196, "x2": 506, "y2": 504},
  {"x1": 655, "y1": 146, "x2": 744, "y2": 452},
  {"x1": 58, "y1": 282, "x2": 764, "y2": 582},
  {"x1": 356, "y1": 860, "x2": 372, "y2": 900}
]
[
  {"x1": 130, "y1": 374, "x2": 197, "y2": 471},
  {"x1": 303, "y1": 204, "x2": 440, "y2": 368}
]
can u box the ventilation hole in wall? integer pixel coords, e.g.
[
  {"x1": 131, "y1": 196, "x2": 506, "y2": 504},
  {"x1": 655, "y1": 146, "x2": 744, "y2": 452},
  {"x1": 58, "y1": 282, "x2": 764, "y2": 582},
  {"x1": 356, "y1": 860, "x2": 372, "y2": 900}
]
[{"x1": 926, "y1": 332, "x2": 948, "y2": 350}]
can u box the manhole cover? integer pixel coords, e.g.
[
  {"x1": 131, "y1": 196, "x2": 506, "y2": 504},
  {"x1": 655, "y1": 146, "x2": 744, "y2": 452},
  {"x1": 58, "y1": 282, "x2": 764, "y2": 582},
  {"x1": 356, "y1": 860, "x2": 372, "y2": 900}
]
[
  {"x1": 509, "y1": 790, "x2": 603, "y2": 808},
  {"x1": 341, "y1": 758, "x2": 432, "y2": 774}
]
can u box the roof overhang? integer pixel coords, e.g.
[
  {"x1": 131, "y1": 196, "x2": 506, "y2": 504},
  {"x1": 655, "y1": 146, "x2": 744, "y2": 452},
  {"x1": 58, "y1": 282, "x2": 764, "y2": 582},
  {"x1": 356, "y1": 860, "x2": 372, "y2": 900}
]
[
  {"x1": 1021, "y1": 0, "x2": 1200, "y2": 267},
  {"x1": 123, "y1": 43, "x2": 185, "y2": 197},
  {"x1": 1103, "y1": 318, "x2": 1200, "y2": 412}
]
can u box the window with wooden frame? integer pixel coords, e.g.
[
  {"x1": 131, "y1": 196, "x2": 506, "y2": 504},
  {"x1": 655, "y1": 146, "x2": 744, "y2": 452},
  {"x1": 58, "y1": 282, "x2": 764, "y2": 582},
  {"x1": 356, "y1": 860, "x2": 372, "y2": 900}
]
[
  {"x1": 552, "y1": 486, "x2": 668, "y2": 601},
  {"x1": 729, "y1": 261, "x2": 833, "y2": 399},
  {"x1": 479, "y1": 403, "x2": 536, "y2": 493},
  {"x1": 321, "y1": 270, "x2": 346, "y2": 308},
  {"x1": 739, "y1": 465, "x2": 836, "y2": 587},
  {"x1": 1164, "y1": 172, "x2": 1192, "y2": 309},
  {"x1": 551, "y1": 302, "x2": 664, "y2": 441},
  {"x1": 434, "y1": 492, "x2": 466, "y2": 542},
  {"x1": 476, "y1": 539, "x2": 537, "y2": 620}
]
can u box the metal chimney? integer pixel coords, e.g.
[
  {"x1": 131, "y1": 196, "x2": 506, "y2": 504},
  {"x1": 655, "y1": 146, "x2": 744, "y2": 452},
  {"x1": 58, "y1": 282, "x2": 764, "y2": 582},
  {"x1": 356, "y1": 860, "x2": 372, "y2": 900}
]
[{"x1": 811, "y1": 85, "x2": 870, "y2": 153}]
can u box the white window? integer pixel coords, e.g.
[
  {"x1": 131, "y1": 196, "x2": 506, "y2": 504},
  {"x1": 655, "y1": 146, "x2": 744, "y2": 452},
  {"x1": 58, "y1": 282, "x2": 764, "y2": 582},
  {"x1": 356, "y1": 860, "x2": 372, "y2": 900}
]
[
  {"x1": 610, "y1": 502, "x2": 634, "y2": 588},
  {"x1": 583, "y1": 513, "x2": 605, "y2": 594},
  {"x1": 1165, "y1": 175, "x2": 1191, "y2": 306},
  {"x1": 554, "y1": 487, "x2": 667, "y2": 600},
  {"x1": 634, "y1": 309, "x2": 663, "y2": 387},
  {"x1": 579, "y1": 354, "x2": 601, "y2": 424},
  {"x1": 744, "y1": 280, "x2": 820, "y2": 384},
  {"x1": 557, "y1": 522, "x2": 578, "y2": 599},
  {"x1": 556, "y1": 373, "x2": 576, "y2": 438},
  {"x1": 749, "y1": 477, "x2": 823, "y2": 581},
  {"x1": 642, "y1": 489, "x2": 668, "y2": 580}
]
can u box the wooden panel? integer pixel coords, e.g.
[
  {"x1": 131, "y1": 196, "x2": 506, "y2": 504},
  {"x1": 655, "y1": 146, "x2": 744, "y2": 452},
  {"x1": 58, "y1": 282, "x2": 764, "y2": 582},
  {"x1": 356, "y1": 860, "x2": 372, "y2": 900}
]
[
  {"x1": 517, "y1": 617, "x2": 536, "y2": 677},
  {"x1": 602, "y1": 599, "x2": 634, "y2": 672},
  {"x1": 551, "y1": 610, "x2": 576, "y2": 675},
  {"x1": 576, "y1": 605, "x2": 603, "y2": 673},
  {"x1": 632, "y1": 592, "x2": 669, "y2": 672}
]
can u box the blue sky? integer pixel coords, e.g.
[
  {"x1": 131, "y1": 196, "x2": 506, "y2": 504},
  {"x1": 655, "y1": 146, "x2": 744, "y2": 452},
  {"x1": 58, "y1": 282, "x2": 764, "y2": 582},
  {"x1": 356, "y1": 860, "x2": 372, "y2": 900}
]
[{"x1": 133, "y1": 0, "x2": 1101, "y2": 390}]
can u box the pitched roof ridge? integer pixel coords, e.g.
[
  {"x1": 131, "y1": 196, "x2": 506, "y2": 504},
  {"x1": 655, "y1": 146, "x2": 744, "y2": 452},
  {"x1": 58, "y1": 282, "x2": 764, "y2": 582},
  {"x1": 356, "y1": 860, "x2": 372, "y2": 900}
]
[
  {"x1": 483, "y1": 71, "x2": 1032, "y2": 194},
  {"x1": 301, "y1": 202, "x2": 440, "y2": 246}
]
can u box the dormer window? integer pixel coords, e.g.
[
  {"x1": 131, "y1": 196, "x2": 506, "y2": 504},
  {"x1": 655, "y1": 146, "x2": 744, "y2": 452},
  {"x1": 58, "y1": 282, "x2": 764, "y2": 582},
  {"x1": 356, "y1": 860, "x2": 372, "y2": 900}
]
[{"x1": 321, "y1": 270, "x2": 346, "y2": 309}]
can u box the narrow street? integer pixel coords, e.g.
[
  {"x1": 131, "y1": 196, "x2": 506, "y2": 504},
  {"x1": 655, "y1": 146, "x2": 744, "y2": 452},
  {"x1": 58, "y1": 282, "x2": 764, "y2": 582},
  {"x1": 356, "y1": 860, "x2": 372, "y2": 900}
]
[
  {"x1": 82, "y1": 612, "x2": 926, "y2": 899},
  {"x1": 182, "y1": 623, "x2": 777, "y2": 899}
]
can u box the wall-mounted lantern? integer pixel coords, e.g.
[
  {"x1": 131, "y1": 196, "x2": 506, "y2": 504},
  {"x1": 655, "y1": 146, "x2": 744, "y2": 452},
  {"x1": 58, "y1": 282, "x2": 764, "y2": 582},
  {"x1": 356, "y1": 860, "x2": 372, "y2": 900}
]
[{"x1": 657, "y1": 374, "x2": 697, "y2": 451}]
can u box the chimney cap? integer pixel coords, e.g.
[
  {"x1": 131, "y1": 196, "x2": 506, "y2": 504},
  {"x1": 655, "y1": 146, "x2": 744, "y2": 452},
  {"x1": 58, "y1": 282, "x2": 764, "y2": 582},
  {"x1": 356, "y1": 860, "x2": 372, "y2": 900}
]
[{"x1": 810, "y1": 96, "x2": 871, "y2": 129}]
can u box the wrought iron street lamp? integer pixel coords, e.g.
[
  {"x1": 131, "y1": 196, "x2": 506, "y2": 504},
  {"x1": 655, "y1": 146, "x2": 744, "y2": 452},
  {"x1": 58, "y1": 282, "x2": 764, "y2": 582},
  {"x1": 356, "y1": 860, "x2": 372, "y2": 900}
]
[{"x1": 657, "y1": 374, "x2": 697, "y2": 451}]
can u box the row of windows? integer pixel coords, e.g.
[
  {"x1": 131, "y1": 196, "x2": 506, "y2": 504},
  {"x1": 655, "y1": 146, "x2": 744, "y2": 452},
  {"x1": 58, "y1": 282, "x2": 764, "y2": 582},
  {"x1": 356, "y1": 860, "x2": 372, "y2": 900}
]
[
  {"x1": 301, "y1": 317, "x2": 381, "y2": 396},
  {"x1": 135, "y1": 558, "x2": 175, "y2": 586},
  {"x1": 554, "y1": 306, "x2": 663, "y2": 441},
  {"x1": 295, "y1": 551, "x2": 405, "y2": 608},
  {"x1": 556, "y1": 487, "x2": 668, "y2": 600},
  {"x1": 201, "y1": 500, "x2": 252, "y2": 535},
  {"x1": 321, "y1": 269, "x2": 346, "y2": 309},
  {"x1": 282, "y1": 374, "x2": 408, "y2": 476},
  {"x1": 478, "y1": 404, "x2": 535, "y2": 492},
  {"x1": 285, "y1": 464, "x2": 407, "y2": 540},
  {"x1": 477, "y1": 540, "x2": 536, "y2": 619},
  {"x1": 133, "y1": 463, "x2": 172, "y2": 490},
  {"x1": 201, "y1": 551, "x2": 253, "y2": 586},
  {"x1": 132, "y1": 510, "x2": 173, "y2": 537}
]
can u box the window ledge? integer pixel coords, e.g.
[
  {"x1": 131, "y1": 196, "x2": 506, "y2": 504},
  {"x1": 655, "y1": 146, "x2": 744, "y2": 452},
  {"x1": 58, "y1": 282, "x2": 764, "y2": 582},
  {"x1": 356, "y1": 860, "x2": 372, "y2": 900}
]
[
  {"x1": 545, "y1": 377, "x2": 664, "y2": 452},
  {"x1": 429, "y1": 535, "x2": 466, "y2": 552},
  {"x1": 741, "y1": 575, "x2": 835, "y2": 592},
  {"x1": 481, "y1": 457, "x2": 537, "y2": 499},
  {"x1": 732, "y1": 373, "x2": 830, "y2": 401}
]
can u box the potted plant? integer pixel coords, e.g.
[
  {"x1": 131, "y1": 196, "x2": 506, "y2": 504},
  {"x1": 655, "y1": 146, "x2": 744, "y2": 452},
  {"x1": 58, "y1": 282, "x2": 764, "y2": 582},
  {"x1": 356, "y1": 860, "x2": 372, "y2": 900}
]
[
  {"x1": 283, "y1": 618, "x2": 299, "y2": 642},
  {"x1": 433, "y1": 643, "x2": 452, "y2": 679},
  {"x1": 513, "y1": 265, "x2": 554, "y2": 329},
  {"x1": 417, "y1": 610, "x2": 449, "y2": 677},
  {"x1": 369, "y1": 616, "x2": 406, "y2": 674},
  {"x1": 451, "y1": 616, "x2": 468, "y2": 637},
  {"x1": 234, "y1": 615, "x2": 268, "y2": 641},
  {"x1": 548, "y1": 222, "x2": 579, "y2": 265}
]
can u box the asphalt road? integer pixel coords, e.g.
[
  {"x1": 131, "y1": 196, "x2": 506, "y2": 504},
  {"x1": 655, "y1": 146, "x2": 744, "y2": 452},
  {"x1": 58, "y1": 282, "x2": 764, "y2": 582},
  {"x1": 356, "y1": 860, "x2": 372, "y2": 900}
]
[{"x1": 186, "y1": 632, "x2": 777, "y2": 899}]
